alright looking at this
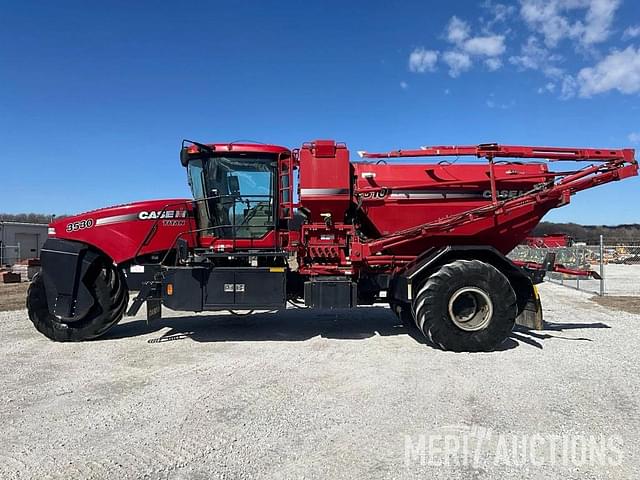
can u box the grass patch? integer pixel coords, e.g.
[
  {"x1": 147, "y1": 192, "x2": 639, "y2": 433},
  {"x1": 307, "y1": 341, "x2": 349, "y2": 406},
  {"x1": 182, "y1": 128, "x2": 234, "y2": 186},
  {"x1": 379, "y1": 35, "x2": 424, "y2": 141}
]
[{"x1": 0, "y1": 282, "x2": 29, "y2": 312}]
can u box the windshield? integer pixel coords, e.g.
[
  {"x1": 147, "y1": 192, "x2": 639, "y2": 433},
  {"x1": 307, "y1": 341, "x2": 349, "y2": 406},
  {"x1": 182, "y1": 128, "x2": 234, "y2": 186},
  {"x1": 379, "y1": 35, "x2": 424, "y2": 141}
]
[{"x1": 188, "y1": 155, "x2": 276, "y2": 239}]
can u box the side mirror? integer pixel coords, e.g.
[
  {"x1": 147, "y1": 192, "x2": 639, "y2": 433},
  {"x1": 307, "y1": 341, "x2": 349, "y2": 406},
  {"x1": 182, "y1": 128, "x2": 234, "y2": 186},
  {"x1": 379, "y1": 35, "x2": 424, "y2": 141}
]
[
  {"x1": 180, "y1": 139, "x2": 215, "y2": 167},
  {"x1": 180, "y1": 147, "x2": 190, "y2": 167}
]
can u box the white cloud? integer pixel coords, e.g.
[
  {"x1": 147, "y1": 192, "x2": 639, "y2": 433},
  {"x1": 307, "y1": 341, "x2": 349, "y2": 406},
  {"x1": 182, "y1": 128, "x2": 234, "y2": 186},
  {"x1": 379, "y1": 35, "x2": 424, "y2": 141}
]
[
  {"x1": 623, "y1": 25, "x2": 640, "y2": 40},
  {"x1": 447, "y1": 16, "x2": 470, "y2": 43},
  {"x1": 519, "y1": 0, "x2": 575, "y2": 47},
  {"x1": 480, "y1": 1, "x2": 516, "y2": 30},
  {"x1": 510, "y1": 3, "x2": 639, "y2": 99},
  {"x1": 443, "y1": 51, "x2": 473, "y2": 77},
  {"x1": 435, "y1": 14, "x2": 507, "y2": 77},
  {"x1": 537, "y1": 81, "x2": 557, "y2": 93},
  {"x1": 519, "y1": 0, "x2": 621, "y2": 48},
  {"x1": 407, "y1": 15, "x2": 505, "y2": 78},
  {"x1": 560, "y1": 75, "x2": 578, "y2": 99},
  {"x1": 403, "y1": 0, "x2": 640, "y2": 99},
  {"x1": 509, "y1": 36, "x2": 564, "y2": 78},
  {"x1": 408, "y1": 48, "x2": 439, "y2": 73},
  {"x1": 628, "y1": 132, "x2": 640, "y2": 144},
  {"x1": 582, "y1": 0, "x2": 621, "y2": 45},
  {"x1": 463, "y1": 35, "x2": 506, "y2": 56},
  {"x1": 486, "y1": 95, "x2": 515, "y2": 109},
  {"x1": 485, "y1": 57, "x2": 503, "y2": 71},
  {"x1": 400, "y1": 81, "x2": 408, "y2": 89},
  {"x1": 577, "y1": 45, "x2": 640, "y2": 96},
  {"x1": 446, "y1": 15, "x2": 506, "y2": 58}
]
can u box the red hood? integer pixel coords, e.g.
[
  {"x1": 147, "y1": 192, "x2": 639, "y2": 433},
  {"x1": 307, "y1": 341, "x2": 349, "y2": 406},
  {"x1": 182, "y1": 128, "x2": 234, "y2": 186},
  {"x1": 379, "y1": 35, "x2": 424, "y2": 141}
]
[
  {"x1": 50, "y1": 198, "x2": 197, "y2": 263},
  {"x1": 50, "y1": 198, "x2": 191, "y2": 228}
]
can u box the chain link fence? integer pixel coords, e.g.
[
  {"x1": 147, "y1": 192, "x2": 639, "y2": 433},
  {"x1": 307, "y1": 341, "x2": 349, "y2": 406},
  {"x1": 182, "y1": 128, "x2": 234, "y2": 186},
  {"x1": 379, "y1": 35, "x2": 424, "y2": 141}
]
[{"x1": 509, "y1": 237, "x2": 640, "y2": 296}]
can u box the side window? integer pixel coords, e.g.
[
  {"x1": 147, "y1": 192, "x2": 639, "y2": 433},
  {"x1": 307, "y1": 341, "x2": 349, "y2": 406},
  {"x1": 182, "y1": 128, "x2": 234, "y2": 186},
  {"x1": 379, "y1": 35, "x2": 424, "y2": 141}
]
[
  {"x1": 236, "y1": 170, "x2": 272, "y2": 197},
  {"x1": 188, "y1": 161, "x2": 205, "y2": 199},
  {"x1": 231, "y1": 164, "x2": 274, "y2": 238},
  {"x1": 199, "y1": 157, "x2": 276, "y2": 239},
  {"x1": 187, "y1": 160, "x2": 212, "y2": 231}
]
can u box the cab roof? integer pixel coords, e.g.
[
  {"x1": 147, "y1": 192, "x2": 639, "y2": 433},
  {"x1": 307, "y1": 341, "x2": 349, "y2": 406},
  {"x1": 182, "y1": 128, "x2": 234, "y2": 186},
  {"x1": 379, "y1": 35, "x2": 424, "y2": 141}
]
[{"x1": 187, "y1": 143, "x2": 290, "y2": 155}]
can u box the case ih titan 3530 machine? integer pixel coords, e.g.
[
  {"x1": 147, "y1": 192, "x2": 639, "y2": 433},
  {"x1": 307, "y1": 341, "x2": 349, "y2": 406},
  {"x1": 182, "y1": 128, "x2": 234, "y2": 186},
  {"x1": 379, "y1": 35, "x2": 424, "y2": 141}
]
[{"x1": 27, "y1": 140, "x2": 638, "y2": 351}]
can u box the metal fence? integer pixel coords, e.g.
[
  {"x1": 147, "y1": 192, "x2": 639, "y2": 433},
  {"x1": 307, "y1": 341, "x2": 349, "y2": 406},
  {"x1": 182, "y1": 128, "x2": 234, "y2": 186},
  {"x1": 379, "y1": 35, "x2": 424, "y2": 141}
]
[
  {"x1": 509, "y1": 237, "x2": 640, "y2": 296},
  {"x1": 0, "y1": 244, "x2": 21, "y2": 266}
]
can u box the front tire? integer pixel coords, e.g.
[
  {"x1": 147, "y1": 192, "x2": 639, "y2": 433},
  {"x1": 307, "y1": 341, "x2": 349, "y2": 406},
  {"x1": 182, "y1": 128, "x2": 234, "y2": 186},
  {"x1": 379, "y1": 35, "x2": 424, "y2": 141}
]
[
  {"x1": 27, "y1": 263, "x2": 129, "y2": 341},
  {"x1": 412, "y1": 260, "x2": 517, "y2": 352}
]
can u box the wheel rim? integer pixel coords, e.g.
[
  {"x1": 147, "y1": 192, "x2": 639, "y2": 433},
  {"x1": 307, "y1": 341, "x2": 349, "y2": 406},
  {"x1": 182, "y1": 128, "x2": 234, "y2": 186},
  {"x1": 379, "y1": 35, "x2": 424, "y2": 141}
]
[{"x1": 447, "y1": 287, "x2": 493, "y2": 331}]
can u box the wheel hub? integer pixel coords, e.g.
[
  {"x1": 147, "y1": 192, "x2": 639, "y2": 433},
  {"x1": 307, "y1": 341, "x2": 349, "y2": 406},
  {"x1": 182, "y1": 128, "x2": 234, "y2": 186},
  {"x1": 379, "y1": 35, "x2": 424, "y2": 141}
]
[{"x1": 448, "y1": 287, "x2": 493, "y2": 331}]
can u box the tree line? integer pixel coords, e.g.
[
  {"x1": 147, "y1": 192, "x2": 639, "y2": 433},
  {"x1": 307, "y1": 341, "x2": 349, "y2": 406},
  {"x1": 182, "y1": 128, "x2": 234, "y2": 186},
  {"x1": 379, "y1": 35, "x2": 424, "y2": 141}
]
[
  {"x1": 532, "y1": 222, "x2": 640, "y2": 244},
  {"x1": 0, "y1": 213, "x2": 68, "y2": 224}
]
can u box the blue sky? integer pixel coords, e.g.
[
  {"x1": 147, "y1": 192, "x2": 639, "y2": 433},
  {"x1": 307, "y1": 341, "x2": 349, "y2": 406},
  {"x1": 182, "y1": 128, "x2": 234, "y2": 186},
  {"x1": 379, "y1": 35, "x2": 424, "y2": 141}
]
[{"x1": 1, "y1": 0, "x2": 639, "y2": 224}]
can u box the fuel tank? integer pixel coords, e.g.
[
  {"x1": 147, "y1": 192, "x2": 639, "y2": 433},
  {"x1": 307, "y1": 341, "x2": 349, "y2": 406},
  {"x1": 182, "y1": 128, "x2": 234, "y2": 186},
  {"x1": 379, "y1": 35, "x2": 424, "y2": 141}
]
[{"x1": 298, "y1": 140, "x2": 352, "y2": 223}]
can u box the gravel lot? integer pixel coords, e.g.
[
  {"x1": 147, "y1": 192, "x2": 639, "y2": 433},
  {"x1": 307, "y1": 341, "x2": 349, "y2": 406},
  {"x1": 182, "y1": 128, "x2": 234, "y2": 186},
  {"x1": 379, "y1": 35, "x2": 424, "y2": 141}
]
[
  {"x1": 1, "y1": 283, "x2": 639, "y2": 479},
  {"x1": 603, "y1": 264, "x2": 640, "y2": 296}
]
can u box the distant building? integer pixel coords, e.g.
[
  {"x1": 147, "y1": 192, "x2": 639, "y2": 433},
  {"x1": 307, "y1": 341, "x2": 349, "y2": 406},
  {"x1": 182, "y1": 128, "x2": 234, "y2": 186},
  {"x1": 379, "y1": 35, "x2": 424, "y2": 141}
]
[{"x1": 0, "y1": 222, "x2": 49, "y2": 265}]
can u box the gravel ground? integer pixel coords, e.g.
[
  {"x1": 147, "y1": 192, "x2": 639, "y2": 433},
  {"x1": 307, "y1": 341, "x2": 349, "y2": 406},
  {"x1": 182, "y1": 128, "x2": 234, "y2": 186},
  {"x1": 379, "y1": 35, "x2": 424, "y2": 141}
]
[
  {"x1": 1, "y1": 283, "x2": 639, "y2": 479},
  {"x1": 603, "y1": 264, "x2": 640, "y2": 296}
]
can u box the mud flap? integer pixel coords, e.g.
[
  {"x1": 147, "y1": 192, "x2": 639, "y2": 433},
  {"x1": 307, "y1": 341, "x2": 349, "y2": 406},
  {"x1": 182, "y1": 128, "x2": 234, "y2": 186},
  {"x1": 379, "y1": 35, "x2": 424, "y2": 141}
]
[
  {"x1": 146, "y1": 299, "x2": 162, "y2": 322},
  {"x1": 515, "y1": 285, "x2": 544, "y2": 330},
  {"x1": 126, "y1": 281, "x2": 162, "y2": 321},
  {"x1": 40, "y1": 238, "x2": 101, "y2": 321}
]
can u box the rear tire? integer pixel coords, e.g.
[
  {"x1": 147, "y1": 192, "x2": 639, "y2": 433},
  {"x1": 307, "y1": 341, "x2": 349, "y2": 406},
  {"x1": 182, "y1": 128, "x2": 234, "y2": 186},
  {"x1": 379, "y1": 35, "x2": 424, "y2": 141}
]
[
  {"x1": 412, "y1": 259, "x2": 516, "y2": 352},
  {"x1": 27, "y1": 262, "x2": 129, "y2": 342}
]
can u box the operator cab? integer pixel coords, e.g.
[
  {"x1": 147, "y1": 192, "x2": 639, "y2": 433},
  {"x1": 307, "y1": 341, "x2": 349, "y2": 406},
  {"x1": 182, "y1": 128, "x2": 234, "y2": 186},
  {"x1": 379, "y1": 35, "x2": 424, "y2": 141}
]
[{"x1": 181, "y1": 142, "x2": 292, "y2": 245}]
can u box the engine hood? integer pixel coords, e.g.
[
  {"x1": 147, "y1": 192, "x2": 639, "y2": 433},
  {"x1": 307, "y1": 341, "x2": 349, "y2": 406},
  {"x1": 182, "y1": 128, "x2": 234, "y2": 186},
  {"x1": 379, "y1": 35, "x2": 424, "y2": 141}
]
[{"x1": 49, "y1": 198, "x2": 197, "y2": 264}]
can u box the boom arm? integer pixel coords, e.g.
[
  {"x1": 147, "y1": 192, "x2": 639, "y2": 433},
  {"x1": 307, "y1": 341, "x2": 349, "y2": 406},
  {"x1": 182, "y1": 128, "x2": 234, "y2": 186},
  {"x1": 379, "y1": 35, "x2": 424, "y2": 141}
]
[{"x1": 360, "y1": 143, "x2": 635, "y2": 163}]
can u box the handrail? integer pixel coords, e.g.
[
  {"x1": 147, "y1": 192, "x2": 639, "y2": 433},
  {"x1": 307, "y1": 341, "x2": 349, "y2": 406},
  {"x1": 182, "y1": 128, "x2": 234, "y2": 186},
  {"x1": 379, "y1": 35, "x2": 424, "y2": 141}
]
[
  {"x1": 158, "y1": 222, "x2": 280, "y2": 266},
  {"x1": 133, "y1": 192, "x2": 275, "y2": 265}
]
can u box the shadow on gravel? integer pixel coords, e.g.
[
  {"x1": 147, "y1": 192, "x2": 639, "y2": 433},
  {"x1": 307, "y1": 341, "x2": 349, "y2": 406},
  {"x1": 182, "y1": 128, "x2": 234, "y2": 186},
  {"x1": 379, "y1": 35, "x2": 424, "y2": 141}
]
[
  {"x1": 103, "y1": 307, "x2": 426, "y2": 344},
  {"x1": 100, "y1": 308, "x2": 610, "y2": 352},
  {"x1": 509, "y1": 321, "x2": 611, "y2": 349}
]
